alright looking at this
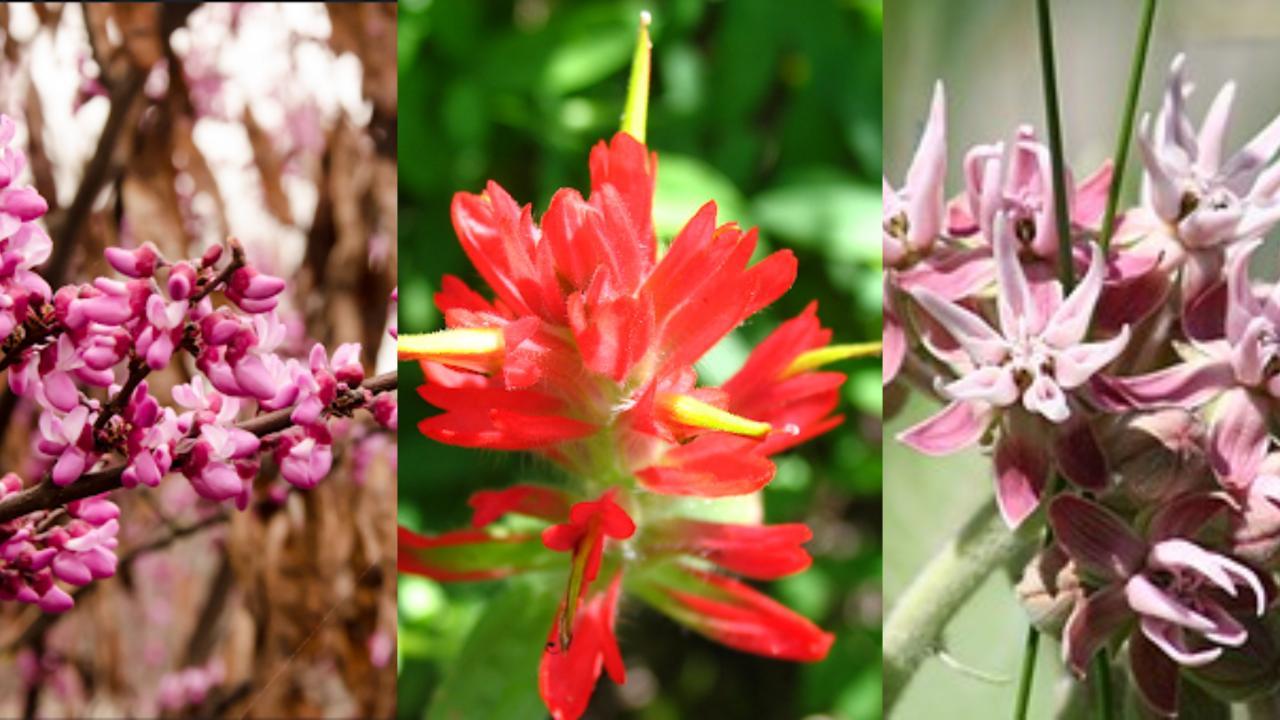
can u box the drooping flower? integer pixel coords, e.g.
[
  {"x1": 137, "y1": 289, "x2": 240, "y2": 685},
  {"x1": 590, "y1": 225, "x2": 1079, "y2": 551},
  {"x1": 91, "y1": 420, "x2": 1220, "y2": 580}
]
[
  {"x1": 899, "y1": 210, "x2": 1129, "y2": 526},
  {"x1": 1049, "y1": 494, "x2": 1271, "y2": 717}
]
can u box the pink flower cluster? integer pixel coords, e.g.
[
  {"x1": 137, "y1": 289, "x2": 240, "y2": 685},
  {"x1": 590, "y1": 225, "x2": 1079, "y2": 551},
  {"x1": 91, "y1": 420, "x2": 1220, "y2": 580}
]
[
  {"x1": 155, "y1": 658, "x2": 226, "y2": 713},
  {"x1": 0, "y1": 113, "x2": 395, "y2": 615},
  {"x1": 888, "y1": 57, "x2": 1280, "y2": 715},
  {"x1": 0, "y1": 475, "x2": 119, "y2": 613}
]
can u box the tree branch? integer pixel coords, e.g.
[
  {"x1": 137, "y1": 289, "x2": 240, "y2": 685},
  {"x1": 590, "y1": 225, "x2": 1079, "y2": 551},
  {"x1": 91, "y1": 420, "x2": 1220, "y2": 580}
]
[{"x1": 0, "y1": 371, "x2": 396, "y2": 524}]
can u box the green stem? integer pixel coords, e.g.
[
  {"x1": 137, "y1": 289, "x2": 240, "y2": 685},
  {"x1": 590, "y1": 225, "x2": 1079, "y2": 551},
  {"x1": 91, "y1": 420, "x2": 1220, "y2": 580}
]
[
  {"x1": 1036, "y1": 0, "x2": 1074, "y2": 292},
  {"x1": 1092, "y1": 651, "x2": 1115, "y2": 719},
  {"x1": 883, "y1": 499, "x2": 1040, "y2": 712},
  {"x1": 1098, "y1": 0, "x2": 1158, "y2": 253},
  {"x1": 1012, "y1": 625, "x2": 1040, "y2": 719}
]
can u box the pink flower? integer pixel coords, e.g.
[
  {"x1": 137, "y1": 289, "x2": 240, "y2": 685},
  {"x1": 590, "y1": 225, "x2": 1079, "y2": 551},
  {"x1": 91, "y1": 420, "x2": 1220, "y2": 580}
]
[
  {"x1": 137, "y1": 294, "x2": 188, "y2": 370},
  {"x1": 183, "y1": 424, "x2": 261, "y2": 501},
  {"x1": 277, "y1": 429, "x2": 333, "y2": 490},
  {"x1": 1097, "y1": 239, "x2": 1278, "y2": 492},
  {"x1": 884, "y1": 82, "x2": 947, "y2": 268},
  {"x1": 37, "y1": 406, "x2": 99, "y2": 487},
  {"x1": 1049, "y1": 494, "x2": 1271, "y2": 717},
  {"x1": 898, "y1": 212, "x2": 1128, "y2": 526},
  {"x1": 104, "y1": 243, "x2": 161, "y2": 279}
]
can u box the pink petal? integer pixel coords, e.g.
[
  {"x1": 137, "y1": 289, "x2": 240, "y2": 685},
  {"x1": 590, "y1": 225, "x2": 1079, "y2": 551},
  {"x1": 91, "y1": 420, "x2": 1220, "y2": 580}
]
[
  {"x1": 1095, "y1": 361, "x2": 1232, "y2": 411},
  {"x1": 1207, "y1": 387, "x2": 1269, "y2": 489},
  {"x1": 1053, "y1": 328, "x2": 1129, "y2": 390},
  {"x1": 897, "y1": 400, "x2": 989, "y2": 456},
  {"x1": 908, "y1": 287, "x2": 1007, "y2": 366},
  {"x1": 1071, "y1": 161, "x2": 1113, "y2": 227},
  {"x1": 1043, "y1": 245, "x2": 1106, "y2": 347},
  {"x1": 903, "y1": 81, "x2": 947, "y2": 250},
  {"x1": 1196, "y1": 82, "x2": 1237, "y2": 175},
  {"x1": 1139, "y1": 616, "x2": 1222, "y2": 667},
  {"x1": 940, "y1": 365, "x2": 1019, "y2": 406},
  {"x1": 1125, "y1": 574, "x2": 1216, "y2": 634},
  {"x1": 1021, "y1": 374, "x2": 1069, "y2": 424},
  {"x1": 883, "y1": 308, "x2": 906, "y2": 386},
  {"x1": 992, "y1": 213, "x2": 1038, "y2": 337},
  {"x1": 994, "y1": 423, "x2": 1051, "y2": 528}
]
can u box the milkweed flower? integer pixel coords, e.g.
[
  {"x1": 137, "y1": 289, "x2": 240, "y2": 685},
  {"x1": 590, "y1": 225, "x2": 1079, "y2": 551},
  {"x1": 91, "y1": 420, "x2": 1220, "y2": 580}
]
[
  {"x1": 1049, "y1": 495, "x2": 1272, "y2": 717},
  {"x1": 400, "y1": 131, "x2": 854, "y2": 719},
  {"x1": 899, "y1": 210, "x2": 1129, "y2": 526}
]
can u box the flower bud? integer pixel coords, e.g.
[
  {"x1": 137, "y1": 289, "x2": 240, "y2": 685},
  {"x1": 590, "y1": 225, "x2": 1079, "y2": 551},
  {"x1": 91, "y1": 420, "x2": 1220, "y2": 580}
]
[
  {"x1": 1015, "y1": 545, "x2": 1082, "y2": 636},
  {"x1": 104, "y1": 243, "x2": 160, "y2": 278}
]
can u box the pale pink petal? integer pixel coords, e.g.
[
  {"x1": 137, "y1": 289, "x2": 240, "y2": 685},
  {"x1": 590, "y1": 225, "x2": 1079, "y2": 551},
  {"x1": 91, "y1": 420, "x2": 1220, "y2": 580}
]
[
  {"x1": 1043, "y1": 245, "x2": 1105, "y2": 347},
  {"x1": 1125, "y1": 574, "x2": 1216, "y2": 634},
  {"x1": 1053, "y1": 327, "x2": 1129, "y2": 389},
  {"x1": 883, "y1": 309, "x2": 906, "y2": 386},
  {"x1": 1137, "y1": 115, "x2": 1183, "y2": 222},
  {"x1": 896, "y1": 400, "x2": 990, "y2": 456},
  {"x1": 1139, "y1": 616, "x2": 1222, "y2": 667},
  {"x1": 940, "y1": 365, "x2": 1019, "y2": 406},
  {"x1": 992, "y1": 213, "x2": 1037, "y2": 337},
  {"x1": 1196, "y1": 82, "x2": 1237, "y2": 175},
  {"x1": 1207, "y1": 387, "x2": 1269, "y2": 489},
  {"x1": 1021, "y1": 374, "x2": 1069, "y2": 424},
  {"x1": 897, "y1": 248, "x2": 993, "y2": 301},
  {"x1": 904, "y1": 81, "x2": 946, "y2": 250},
  {"x1": 1221, "y1": 110, "x2": 1280, "y2": 192},
  {"x1": 1225, "y1": 240, "x2": 1264, "y2": 343},
  {"x1": 908, "y1": 287, "x2": 1007, "y2": 365}
]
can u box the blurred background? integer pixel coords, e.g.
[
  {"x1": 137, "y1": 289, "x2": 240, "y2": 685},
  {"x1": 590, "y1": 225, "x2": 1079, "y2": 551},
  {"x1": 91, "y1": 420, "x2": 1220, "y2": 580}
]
[
  {"x1": 885, "y1": 1, "x2": 1280, "y2": 717},
  {"x1": 397, "y1": 0, "x2": 883, "y2": 718},
  {"x1": 0, "y1": 4, "x2": 397, "y2": 717}
]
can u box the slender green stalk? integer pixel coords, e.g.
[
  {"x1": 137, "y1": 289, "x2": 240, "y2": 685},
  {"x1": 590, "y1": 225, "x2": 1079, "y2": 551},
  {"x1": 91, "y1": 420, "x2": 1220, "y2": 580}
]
[
  {"x1": 1012, "y1": 625, "x2": 1040, "y2": 719},
  {"x1": 883, "y1": 499, "x2": 1040, "y2": 712},
  {"x1": 1036, "y1": 0, "x2": 1075, "y2": 292},
  {"x1": 1099, "y1": 0, "x2": 1158, "y2": 252},
  {"x1": 1092, "y1": 652, "x2": 1115, "y2": 719}
]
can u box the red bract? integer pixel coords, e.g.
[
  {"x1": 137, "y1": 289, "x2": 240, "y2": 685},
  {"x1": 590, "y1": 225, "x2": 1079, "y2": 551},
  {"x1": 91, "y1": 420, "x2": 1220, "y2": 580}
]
[{"x1": 400, "y1": 130, "x2": 851, "y2": 719}]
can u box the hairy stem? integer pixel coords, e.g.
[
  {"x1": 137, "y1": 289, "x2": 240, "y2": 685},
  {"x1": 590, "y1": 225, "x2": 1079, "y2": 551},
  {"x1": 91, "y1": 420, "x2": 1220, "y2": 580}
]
[
  {"x1": 883, "y1": 499, "x2": 1039, "y2": 711},
  {"x1": 0, "y1": 371, "x2": 396, "y2": 524},
  {"x1": 1099, "y1": 0, "x2": 1159, "y2": 253}
]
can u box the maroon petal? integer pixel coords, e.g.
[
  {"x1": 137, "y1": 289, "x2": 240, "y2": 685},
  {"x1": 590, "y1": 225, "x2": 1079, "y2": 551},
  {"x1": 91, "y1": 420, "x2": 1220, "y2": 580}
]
[
  {"x1": 1048, "y1": 494, "x2": 1147, "y2": 583},
  {"x1": 1054, "y1": 412, "x2": 1107, "y2": 491},
  {"x1": 1062, "y1": 585, "x2": 1132, "y2": 676},
  {"x1": 1148, "y1": 493, "x2": 1231, "y2": 543},
  {"x1": 994, "y1": 423, "x2": 1052, "y2": 528},
  {"x1": 1129, "y1": 632, "x2": 1181, "y2": 718}
]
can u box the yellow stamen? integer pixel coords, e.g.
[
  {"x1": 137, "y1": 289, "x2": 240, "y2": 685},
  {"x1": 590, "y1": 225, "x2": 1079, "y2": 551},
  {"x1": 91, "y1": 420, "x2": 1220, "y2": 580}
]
[
  {"x1": 621, "y1": 11, "x2": 652, "y2": 143},
  {"x1": 398, "y1": 328, "x2": 504, "y2": 364},
  {"x1": 662, "y1": 393, "x2": 771, "y2": 438},
  {"x1": 783, "y1": 342, "x2": 882, "y2": 377}
]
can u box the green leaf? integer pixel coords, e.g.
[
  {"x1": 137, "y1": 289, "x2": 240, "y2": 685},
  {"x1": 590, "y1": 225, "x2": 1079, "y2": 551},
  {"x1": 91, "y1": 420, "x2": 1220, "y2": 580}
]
[
  {"x1": 426, "y1": 579, "x2": 559, "y2": 720},
  {"x1": 653, "y1": 154, "x2": 748, "y2": 241},
  {"x1": 749, "y1": 169, "x2": 880, "y2": 263}
]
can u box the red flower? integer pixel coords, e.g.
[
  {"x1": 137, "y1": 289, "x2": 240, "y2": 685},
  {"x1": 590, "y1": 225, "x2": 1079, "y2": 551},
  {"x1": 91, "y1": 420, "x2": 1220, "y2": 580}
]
[{"x1": 400, "y1": 131, "x2": 854, "y2": 720}]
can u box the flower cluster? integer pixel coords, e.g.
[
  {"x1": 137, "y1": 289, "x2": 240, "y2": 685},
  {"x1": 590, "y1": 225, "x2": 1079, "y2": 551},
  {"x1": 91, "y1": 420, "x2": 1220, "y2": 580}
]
[
  {"x1": 399, "y1": 130, "x2": 863, "y2": 719},
  {"x1": 155, "y1": 658, "x2": 226, "y2": 713},
  {"x1": 0, "y1": 113, "x2": 395, "y2": 615},
  {"x1": 888, "y1": 57, "x2": 1280, "y2": 716}
]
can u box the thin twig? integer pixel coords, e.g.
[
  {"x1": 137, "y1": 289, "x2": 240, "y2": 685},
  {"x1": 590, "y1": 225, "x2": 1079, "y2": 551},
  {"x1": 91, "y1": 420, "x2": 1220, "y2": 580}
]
[{"x1": 0, "y1": 371, "x2": 396, "y2": 524}]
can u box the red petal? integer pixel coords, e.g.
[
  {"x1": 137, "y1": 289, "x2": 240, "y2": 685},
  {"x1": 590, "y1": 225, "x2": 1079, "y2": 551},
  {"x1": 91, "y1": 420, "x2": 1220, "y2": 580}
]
[
  {"x1": 539, "y1": 576, "x2": 625, "y2": 720},
  {"x1": 636, "y1": 435, "x2": 775, "y2": 497},
  {"x1": 649, "y1": 566, "x2": 833, "y2": 661},
  {"x1": 722, "y1": 302, "x2": 827, "y2": 399},
  {"x1": 568, "y1": 290, "x2": 654, "y2": 383},
  {"x1": 589, "y1": 132, "x2": 656, "y2": 273},
  {"x1": 656, "y1": 520, "x2": 814, "y2": 579},
  {"x1": 468, "y1": 485, "x2": 572, "y2": 527}
]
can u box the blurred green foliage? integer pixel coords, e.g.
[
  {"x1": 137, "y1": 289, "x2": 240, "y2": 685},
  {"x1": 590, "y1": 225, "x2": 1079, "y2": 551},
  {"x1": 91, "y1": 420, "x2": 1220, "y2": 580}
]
[{"x1": 398, "y1": 1, "x2": 882, "y2": 717}]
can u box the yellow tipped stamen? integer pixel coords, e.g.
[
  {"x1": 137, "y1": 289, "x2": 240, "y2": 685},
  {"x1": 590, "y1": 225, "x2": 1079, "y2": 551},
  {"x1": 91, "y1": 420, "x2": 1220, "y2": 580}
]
[
  {"x1": 783, "y1": 342, "x2": 882, "y2": 378},
  {"x1": 621, "y1": 11, "x2": 652, "y2": 143},
  {"x1": 397, "y1": 328, "x2": 504, "y2": 363},
  {"x1": 662, "y1": 393, "x2": 771, "y2": 438}
]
